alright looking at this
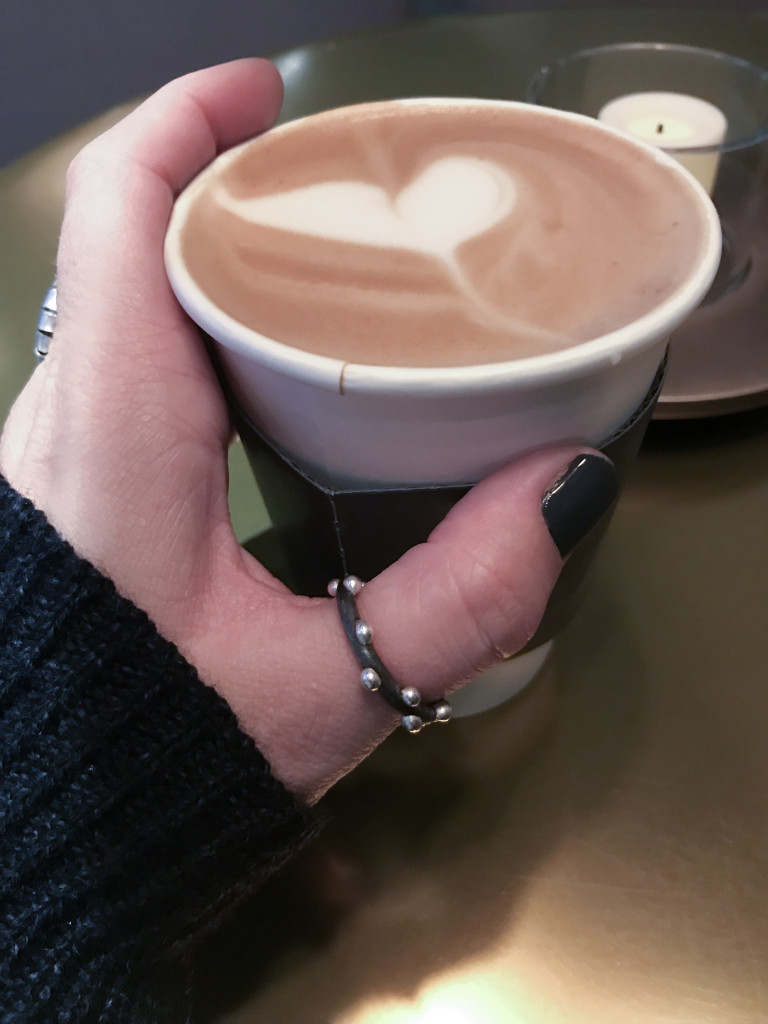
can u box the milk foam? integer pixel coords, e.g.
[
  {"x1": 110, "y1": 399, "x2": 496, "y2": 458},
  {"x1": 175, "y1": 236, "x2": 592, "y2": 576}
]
[{"x1": 176, "y1": 101, "x2": 707, "y2": 368}]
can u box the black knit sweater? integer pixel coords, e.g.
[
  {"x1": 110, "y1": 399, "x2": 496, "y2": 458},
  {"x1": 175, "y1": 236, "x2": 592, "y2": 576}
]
[{"x1": 0, "y1": 476, "x2": 316, "y2": 1022}]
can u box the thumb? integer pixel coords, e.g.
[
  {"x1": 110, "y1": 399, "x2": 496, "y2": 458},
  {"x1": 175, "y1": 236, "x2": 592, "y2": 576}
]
[
  {"x1": 364, "y1": 448, "x2": 618, "y2": 690},
  {"x1": 224, "y1": 447, "x2": 618, "y2": 802}
]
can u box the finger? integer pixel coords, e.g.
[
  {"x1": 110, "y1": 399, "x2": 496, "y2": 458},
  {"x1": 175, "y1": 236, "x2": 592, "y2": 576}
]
[
  {"x1": 55, "y1": 59, "x2": 283, "y2": 361},
  {"x1": 85, "y1": 57, "x2": 284, "y2": 198},
  {"x1": 359, "y1": 448, "x2": 617, "y2": 688}
]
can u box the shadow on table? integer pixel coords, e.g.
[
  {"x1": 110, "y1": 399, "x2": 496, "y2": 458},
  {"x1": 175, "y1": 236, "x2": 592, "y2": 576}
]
[
  {"x1": 191, "y1": 577, "x2": 649, "y2": 1023},
  {"x1": 637, "y1": 404, "x2": 768, "y2": 500}
]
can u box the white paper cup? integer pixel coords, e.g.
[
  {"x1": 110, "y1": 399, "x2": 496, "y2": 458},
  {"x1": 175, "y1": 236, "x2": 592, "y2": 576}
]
[{"x1": 165, "y1": 99, "x2": 721, "y2": 490}]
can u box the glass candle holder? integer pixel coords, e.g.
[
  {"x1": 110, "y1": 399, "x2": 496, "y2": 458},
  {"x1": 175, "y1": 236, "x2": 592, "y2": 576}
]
[{"x1": 528, "y1": 44, "x2": 768, "y2": 416}]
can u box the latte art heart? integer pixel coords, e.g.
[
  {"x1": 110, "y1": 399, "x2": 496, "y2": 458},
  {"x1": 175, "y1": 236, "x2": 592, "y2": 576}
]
[{"x1": 214, "y1": 156, "x2": 517, "y2": 261}]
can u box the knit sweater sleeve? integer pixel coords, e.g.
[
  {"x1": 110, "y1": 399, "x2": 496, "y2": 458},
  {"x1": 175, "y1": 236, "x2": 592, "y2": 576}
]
[{"x1": 0, "y1": 476, "x2": 318, "y2": 1023}]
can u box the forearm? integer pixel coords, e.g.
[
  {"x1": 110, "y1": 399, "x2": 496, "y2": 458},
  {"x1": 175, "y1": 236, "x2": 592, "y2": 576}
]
[{"x1": 0, "y1": 476, "x2": 316, "y2": 1022}]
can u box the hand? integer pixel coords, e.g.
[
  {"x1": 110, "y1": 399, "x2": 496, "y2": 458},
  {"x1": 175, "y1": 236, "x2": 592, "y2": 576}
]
[{"x1": 0, "y1": 60, "x2": 611, "y2": 803}]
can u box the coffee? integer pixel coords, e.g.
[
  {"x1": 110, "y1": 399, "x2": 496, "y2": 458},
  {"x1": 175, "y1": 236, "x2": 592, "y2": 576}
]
[{"x1": 172, "y1": 100, "x2": 708, "y2": 368}]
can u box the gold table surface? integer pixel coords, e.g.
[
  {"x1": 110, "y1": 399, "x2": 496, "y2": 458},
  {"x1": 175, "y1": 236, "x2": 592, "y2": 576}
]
[{"x1": 2, "y1": 9, "x2": 768, "y2": 1023}]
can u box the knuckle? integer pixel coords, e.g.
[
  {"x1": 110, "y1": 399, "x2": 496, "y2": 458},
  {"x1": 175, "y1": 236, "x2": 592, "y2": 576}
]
[
  {"x1": 448, "y1": 543, "x2": 552, "y2": 664},
  {"x1": 64, "y1": 144, "x2": 101, "y2": 198}
]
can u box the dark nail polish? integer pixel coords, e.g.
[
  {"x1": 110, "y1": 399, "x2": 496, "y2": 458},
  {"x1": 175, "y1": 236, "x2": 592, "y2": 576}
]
[{"x1": 541, "y1": 455, "x2": 619, "y2": 558}]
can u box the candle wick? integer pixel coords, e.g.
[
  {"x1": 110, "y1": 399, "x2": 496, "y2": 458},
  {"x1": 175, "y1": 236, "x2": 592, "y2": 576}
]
[{"x1": 656, "y1": 123, "x2": 665, "y2": 135}]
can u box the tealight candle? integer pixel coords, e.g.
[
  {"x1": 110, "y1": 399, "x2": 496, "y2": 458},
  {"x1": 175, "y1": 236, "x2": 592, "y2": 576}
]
[{"x1": 599, "y1": 91, "x2": 727, "y2": 193}]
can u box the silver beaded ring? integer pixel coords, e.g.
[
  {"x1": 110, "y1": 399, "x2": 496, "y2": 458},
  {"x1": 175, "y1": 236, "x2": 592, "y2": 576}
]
[
  {"x1": 35, "y1": 278, "x2": 58, "y2": 364},
  {"x1": 330, "y1": 575, "x2": 452, "y2": 734}
]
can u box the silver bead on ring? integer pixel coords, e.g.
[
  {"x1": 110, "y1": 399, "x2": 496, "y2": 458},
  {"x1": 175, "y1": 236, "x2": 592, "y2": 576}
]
[
  {"x1": 355, "y1": 619, "x2": 373, "y2": 645},
  {"x1": 401, "y1": 687, "x2": 422, "y2": 707},
  {"x1": 361, "y1": 667, "x2": 381, "y2": 691},
  {"x1": 343, "y1": 575, "x2": 364, "y2": 595},
  {"x1": 402, "y1": 715, "x2": 425, "y2": 734}
]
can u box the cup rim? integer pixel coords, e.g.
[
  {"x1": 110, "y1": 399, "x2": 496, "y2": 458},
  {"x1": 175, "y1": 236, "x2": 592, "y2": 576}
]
[{"x1": 164, "y1": 96, "x2": 722, "y2": 397}]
